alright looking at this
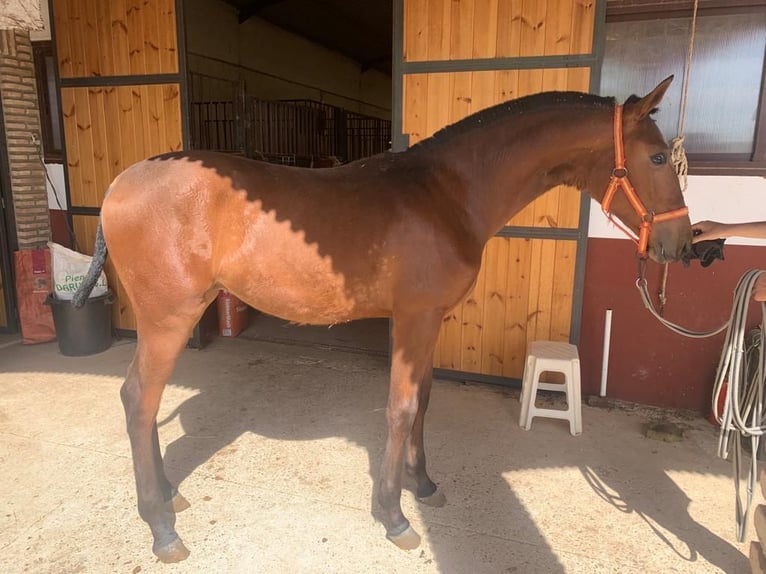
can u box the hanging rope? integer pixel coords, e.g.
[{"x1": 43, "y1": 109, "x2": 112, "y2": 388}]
[{"x1": 670, "y1": 0, "x2": 699, "y2": 192}]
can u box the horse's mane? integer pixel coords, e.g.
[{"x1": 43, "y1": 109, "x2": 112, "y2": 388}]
[{"x1": 414, "y1": 91, "x2": 617, "y2": 149}]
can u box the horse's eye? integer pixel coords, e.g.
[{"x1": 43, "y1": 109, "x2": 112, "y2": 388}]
[{"x1": 651, "y1": 153, "x2": 667, "y2": 166}]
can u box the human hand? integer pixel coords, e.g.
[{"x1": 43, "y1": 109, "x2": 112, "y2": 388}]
[{"x1": 692, "y1": 220, "x2": 728, "y2": 243}]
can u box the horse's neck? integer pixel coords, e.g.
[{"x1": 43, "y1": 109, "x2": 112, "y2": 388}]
[{"x1": 425, "y1": 107, "x2": 610, "y2": 243}]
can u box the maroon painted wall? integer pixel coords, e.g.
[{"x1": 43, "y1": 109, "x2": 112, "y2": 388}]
[{"x1": 579, "y1": 238, "x2": 764, "y2": 413}]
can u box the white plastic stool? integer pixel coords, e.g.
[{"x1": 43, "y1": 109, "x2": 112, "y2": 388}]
[{"x1": 519, "y1": 341, "x2": 582, "y2": 436}]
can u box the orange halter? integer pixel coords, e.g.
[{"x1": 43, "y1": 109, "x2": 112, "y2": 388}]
[{"x1": 601, "y1": 105, "x2": 689, "y2": 258}]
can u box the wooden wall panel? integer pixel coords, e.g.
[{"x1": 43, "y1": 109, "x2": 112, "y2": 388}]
[
  {"x1": 404, "y1": 0, "x2": 596, "y2": 61},
  {"x1": 62, "y1": 84, "x2": 182, "y2": 208},
  {"x1": 54, "y1": 0, "x2": 183, "y2": 334},
  {"x1": 402, "y1": 0, "x2": 598, "y2": 380},
  {"x1": 434, "y1": 238, "x2": 576, "y2": 378},
  {"x1": 53, "y1": 0, "x2": 178, "y2": 78},
  {"x1": 502, "y1": 236, "x2": 533, "y2": 376}
]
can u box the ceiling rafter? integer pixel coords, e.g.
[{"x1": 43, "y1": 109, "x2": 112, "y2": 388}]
[{"x1": 224, "y1": 0, "x2": 393, "y2": 75}]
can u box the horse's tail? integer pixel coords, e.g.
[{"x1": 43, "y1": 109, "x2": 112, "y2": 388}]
[{"x1": 72, "y1": 220, "x2": 108, "y2": 308}]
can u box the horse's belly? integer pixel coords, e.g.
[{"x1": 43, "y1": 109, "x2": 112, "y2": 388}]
[
  {"x1": 220, "y1": 254, "x2": 392, "y2": 325},
  {"x1": 238, "y1": 278, "x2": 368, "y2": 324},
  {"x1": 214, "y1": 199, "x2": 395, "y2": 324}
]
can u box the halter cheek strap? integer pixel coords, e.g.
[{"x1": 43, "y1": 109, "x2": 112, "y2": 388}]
[{"x1": 601, "y1": 105, "x2": 689, "y2": 258}]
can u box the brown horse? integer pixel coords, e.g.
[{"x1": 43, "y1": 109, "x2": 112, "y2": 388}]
[{"x1": 74, "y1": 77, "x2": 691, "y2": 562}]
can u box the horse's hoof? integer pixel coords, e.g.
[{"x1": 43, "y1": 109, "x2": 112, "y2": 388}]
[
  {"x1": 417, "y1": 488, "x2": 446, "y2": 508},
  {"x1": 387, "y1": 525, "x2": 421, "y2": 550},
  {"x1": 154, "y1": 537, "x2": 190, "y2": 563},
  {"x1": 168, "y1": 491, "x2": 191, "y2": 513}
]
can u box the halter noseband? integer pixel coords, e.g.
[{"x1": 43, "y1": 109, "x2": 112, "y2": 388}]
[{"x1": 601, "y1": 105, "x2": 689, "y2": 258}]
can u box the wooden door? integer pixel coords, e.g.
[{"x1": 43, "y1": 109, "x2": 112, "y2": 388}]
[
  {"x1": 396, "y1": 0, "x2": 604, "y2": 382},
  {"x1": 52, "y1": 0, "x2": 184, "y2": 331}
]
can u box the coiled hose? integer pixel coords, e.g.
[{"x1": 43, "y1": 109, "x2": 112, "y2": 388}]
[{"x1": 710, "y1": 269, "x2": 766, "y2": 542}]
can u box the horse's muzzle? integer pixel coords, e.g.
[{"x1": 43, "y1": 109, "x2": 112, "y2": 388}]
[{"x1": 651, "y1": 234, "x2": 693, "y2": 264}]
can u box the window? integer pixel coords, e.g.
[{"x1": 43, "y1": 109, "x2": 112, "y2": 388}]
[
  {"x1": 601, "y1": 2, "x2": 766, "y2": 175},
  {"x1": 32, "y1": 41, "x2": 63, "y2": 163}
]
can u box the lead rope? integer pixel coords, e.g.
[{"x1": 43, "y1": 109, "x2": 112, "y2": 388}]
[
  {"x1": 709, "y1": 270, "x2": 766, "y2": 542},
  {"x1": 636, "y1": 259, "x2": 729, "y2": 338}
]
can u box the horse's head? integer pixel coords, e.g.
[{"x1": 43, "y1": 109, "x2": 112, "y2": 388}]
[{"x1": 596, "y1": 76, "x2": 693, "y2": 264}]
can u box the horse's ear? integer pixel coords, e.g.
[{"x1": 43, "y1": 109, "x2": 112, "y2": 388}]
[{"x1": 625, "y1": 75, "x2": 674, "y2": 121}]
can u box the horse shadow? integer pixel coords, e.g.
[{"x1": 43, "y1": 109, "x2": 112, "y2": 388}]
[{"x1": 157, "y1": 336, "x2": 746, "y2": 573}]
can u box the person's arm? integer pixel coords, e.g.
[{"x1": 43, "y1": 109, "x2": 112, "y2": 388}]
[{"x1": 692, "y1": 220, "x2": 766, "y2": 243}]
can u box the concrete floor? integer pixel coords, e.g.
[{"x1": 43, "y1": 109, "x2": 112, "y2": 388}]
[{"x1": 0, "y1": 331, "x2": 755, "y2": 573}]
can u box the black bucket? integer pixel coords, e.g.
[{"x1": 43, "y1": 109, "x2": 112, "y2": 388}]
[{"x1": 45, "y1": 291, "x2": 114, "y2": 356}]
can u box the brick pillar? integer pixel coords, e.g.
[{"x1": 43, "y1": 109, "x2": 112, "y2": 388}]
[{"x1": 0, "y1": 29, "x2": 50, "y2": 249}]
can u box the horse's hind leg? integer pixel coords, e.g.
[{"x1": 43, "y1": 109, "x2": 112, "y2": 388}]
[
  {"x1": 379, "y1": 310, "x2": 442, "y2": 550},
  {"x1": 405, "y1": 365, "x2": 446, "y2": 507},
  {"x1": 121, "y1": 312, "x2": 202, "y2": 563}
]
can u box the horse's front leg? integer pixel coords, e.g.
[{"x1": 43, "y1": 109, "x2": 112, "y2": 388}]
[
  {"x1": 379, "y1": 310, "x2": 442, "y2": 550},
  {"x1": 121, "y1": 324, "x2": 192, "y2": 562},
  {"x1": 152, "y1": 422, "x2": 190, "y2": 513},
  {"x1": 405, "y1": 365, "x2": 446, "y2": 507}
]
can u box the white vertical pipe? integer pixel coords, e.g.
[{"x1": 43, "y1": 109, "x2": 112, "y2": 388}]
[{"x1": 600, "y1": 309, "x2": 613, "y2": 397}]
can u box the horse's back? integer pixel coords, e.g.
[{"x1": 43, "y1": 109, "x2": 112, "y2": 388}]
[{"x1": 101, "y1": 150, "x2": 485, "y2": 325}]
